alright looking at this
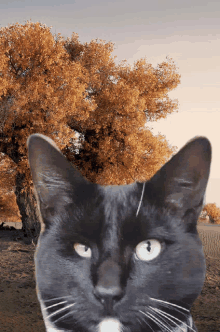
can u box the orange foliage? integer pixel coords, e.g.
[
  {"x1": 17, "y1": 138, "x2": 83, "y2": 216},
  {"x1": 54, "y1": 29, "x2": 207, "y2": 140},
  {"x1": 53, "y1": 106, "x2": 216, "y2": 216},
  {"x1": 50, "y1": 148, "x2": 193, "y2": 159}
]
[
  {"x1": 0, "y1": 20, "x2": 180, "y2": 209},
  {"x1": 0, "y1": 153, "x2": 21, "y2": 222},
  {"x1": 203, "y1": 203, "x2": 220, "y2": 224}
]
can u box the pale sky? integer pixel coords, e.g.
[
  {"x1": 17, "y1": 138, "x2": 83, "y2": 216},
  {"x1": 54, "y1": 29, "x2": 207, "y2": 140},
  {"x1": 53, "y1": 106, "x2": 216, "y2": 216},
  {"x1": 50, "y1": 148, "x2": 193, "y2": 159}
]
[{"x1": 1, "y1": 0, "x2": 220, "y2": 206}]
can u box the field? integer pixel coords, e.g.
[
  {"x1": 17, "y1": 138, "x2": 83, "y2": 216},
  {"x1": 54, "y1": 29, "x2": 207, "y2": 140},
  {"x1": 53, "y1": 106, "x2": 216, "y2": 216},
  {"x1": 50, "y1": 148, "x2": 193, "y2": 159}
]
[{"x1": 0, "y1": 224, "x2": 220, "y2": 332}]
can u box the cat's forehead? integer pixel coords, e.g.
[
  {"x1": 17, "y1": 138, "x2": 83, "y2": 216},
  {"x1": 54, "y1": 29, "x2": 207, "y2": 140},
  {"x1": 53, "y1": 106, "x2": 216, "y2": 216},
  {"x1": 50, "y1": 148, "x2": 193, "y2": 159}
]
[
  {"x1": 98, "y1": 182, "x2": 146, "y2": 226},
  {"x1": 99, "y1": 182, "x2": 138, "y2": 202},
  {"x1": 97, "y1": 183, "x2": 181, "y2": 234},
  {"x1": 97, "y1": 183, "x2": 140, "y2": 221}
]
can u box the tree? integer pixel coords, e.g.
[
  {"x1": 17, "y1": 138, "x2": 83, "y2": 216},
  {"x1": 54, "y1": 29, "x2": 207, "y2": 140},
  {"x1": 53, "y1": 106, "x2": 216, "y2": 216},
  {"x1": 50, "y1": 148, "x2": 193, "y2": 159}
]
[
  {"x1": 0, "y1": 153, "x2": 20, "y2": 224},
  {"x1": 64, "y1": 34, "x2": 180, "y2": 184},
  {"x1": 0, "y1": 21, "x2": 180, "y2": 242},
  {"x1": 203, "y1": 203, "x2": 220, "y2": 224}
]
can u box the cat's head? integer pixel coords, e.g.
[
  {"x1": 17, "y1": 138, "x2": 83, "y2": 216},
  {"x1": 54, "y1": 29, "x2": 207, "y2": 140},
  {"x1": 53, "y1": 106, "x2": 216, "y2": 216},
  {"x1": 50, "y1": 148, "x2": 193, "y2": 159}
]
[{"x1": 28, "y1": 134, "x2": 211, "y2": 332}]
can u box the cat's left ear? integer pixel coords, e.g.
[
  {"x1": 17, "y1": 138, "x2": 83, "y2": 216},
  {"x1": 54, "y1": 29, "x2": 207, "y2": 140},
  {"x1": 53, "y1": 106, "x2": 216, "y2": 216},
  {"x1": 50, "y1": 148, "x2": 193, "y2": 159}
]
[
  {"x1": 145, "y1": 136, "x2": 211, "y2": 219},
  {"x1": 27, "y1": 134, "x2": 95, "y2": 227}
]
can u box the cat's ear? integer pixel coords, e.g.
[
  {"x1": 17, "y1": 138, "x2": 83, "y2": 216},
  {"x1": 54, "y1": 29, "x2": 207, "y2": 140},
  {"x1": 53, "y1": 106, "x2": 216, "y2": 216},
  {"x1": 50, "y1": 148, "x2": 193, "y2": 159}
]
[
  {"x1": 27, "y1": 133, "x2": 92, "y2": 211},
  {"x1": 145, "y1": 136, "x2": 211, "y2": 218}
]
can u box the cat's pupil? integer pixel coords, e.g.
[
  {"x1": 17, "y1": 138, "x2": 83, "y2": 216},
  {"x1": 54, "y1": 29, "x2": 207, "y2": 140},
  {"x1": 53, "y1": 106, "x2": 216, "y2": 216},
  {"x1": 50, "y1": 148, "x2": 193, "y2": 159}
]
[{"x1": 146, "y1": 241, "x2": 151, "y2": 252}]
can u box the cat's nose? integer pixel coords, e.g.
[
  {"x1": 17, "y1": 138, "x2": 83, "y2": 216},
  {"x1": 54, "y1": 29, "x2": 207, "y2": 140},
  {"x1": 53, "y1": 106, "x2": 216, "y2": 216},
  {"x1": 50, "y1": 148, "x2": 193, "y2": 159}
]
[
  {"x1": 93, "y1": 259, "x2": 124, "y2": 310},
  {"x1": 94, "y1": 284, "x2": 123, "y2": 301},
  {"x1": 94, "y1": 284, "x2": 124, "y2": 311}
]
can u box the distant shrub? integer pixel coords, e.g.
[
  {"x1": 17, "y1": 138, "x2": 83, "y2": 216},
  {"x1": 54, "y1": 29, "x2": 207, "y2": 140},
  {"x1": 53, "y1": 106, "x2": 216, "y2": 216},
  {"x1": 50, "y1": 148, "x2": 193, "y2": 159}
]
[{"x1": 203, "y1": 203, "x2": 220, "y2": 224}]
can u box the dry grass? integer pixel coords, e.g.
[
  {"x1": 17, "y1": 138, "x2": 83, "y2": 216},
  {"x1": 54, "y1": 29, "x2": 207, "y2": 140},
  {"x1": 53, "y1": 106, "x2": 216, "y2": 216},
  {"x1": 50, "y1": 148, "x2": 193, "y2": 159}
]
[{"x1": 198, "y1": 228, "x2": 220, "y2": 259}]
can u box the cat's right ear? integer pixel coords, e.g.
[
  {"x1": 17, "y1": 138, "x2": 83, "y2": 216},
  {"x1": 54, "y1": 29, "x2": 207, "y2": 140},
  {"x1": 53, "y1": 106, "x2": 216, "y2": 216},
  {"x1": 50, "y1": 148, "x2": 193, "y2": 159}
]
[
  {"x1": 27, "y1": 134, "x2": 94, "y2": 224},
  {"x1": 144, "y1": 136, "x2": 211, "y2": 222}
]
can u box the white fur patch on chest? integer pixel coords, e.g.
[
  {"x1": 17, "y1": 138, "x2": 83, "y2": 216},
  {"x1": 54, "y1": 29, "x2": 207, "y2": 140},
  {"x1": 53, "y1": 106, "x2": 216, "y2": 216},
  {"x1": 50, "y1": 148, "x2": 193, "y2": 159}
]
[{"x1": 98, "y1": 318, "x2": 122, "y2": 332}]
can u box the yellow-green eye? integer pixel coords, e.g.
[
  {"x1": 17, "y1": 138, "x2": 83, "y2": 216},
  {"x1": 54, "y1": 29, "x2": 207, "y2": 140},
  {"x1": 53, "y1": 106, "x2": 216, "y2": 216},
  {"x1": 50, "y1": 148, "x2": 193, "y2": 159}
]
[
  {"x1": 74, "y1": 243, "x2": 92, "y2": 258},
  {"x1": 135, "y1": 240, "x2": 161, "y2": 261}
]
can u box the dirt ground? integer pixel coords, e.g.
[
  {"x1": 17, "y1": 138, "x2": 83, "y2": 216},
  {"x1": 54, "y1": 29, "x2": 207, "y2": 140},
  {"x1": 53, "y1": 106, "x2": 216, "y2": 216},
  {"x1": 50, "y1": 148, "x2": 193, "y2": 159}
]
[{"x1": 0, "y1": 227, "x2": 220, "y2": 332}]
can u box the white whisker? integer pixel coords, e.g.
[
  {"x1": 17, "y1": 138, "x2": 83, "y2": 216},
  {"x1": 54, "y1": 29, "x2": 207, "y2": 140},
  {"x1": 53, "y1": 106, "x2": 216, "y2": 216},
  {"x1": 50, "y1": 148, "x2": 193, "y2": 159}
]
[
  {"x1": 44, "y1": 296, "x2": 72, "y2": 303},
  {"x1": 52, "y1": 309, "x2": 75, "y2": 324},
  {"x1": 149, "y1": 298, "x2": 190, "y2": 313},
  {"x1": 46, "y1": 303, "x2": 76, "y2": 319},
  {"x1": 150, "y1": 307, "x2": 187, "y2": 332},
  {"x1": 43, "y1": 300, "x2": 68, "y2": 310},
  {"x1": 136, "y1": 183, "x2": 145, "y2": 217},
  {"x1": 138, "y1": 314, "x2": 154, "y2": 332},
  {"x1": 150, "y1": 307, "x2": 196, "y2": 332},
  {"x1": 140, "y1": 310, "x2": 172, "y2": 332}
]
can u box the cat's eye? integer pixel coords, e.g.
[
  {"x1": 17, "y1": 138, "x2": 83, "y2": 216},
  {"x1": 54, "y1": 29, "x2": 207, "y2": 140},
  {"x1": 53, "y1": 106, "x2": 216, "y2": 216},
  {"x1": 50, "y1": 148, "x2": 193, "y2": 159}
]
[
  {"x1": 74, "y1": 243, "x2": 92, "y2": 258},
  {"x1": 135, "y1": 239, "x2": 161, "y2": 261}
]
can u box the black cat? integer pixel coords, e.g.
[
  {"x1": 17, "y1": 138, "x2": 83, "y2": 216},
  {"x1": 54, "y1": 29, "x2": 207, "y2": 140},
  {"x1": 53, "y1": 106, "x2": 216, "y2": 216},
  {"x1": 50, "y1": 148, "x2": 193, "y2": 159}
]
[{"x1": 27, "y1": 134, "x2": 211, "y2": 332}]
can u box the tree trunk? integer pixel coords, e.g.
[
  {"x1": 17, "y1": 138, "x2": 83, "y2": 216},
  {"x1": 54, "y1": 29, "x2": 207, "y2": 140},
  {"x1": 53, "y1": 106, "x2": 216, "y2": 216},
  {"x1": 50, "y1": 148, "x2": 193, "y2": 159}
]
[{"x1": 15, "y1": 172, "x2": 41, "y2": 244}]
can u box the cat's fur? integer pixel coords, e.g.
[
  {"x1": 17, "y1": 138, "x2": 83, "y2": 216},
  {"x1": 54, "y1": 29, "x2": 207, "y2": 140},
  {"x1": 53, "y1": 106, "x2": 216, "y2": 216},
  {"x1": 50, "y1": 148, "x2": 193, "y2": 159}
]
[{"x1": 27, "y1": 134, "x2": 211, "y2": 332}]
